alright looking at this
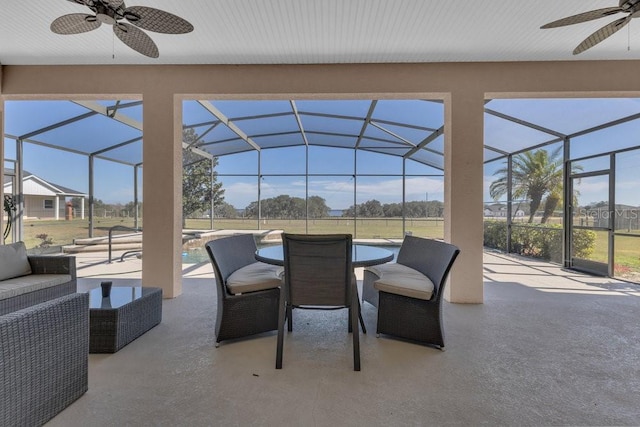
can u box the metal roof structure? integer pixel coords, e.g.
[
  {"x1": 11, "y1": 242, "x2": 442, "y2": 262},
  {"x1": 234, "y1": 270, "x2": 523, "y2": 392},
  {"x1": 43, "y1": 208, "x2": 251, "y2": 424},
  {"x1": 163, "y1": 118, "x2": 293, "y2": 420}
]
[{"x1": 5, "y1": 98, "x2": 640, "y2": 173}]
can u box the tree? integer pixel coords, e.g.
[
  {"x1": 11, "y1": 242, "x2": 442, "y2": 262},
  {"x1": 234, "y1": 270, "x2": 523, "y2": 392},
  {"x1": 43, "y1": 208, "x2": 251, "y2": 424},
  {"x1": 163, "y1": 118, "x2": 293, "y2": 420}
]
[
  {"x1": 216, "y1": 202, "x2": 237, "y2": 218},
  {"x1": 244, "y1": 195, "x2": 329, "y2": 219},
  {"x1": 182, "y1": 128, "x2": 225, "y2": 221},
  {"x1": 490, "y1": 147, "x2": 565, "y2": 224},
  {"x1": 343, "y1": 199, "x2": 384, "y2": 217},
  {"x1": 308, "y1": 196, "x2": 330, "y2": 218}
]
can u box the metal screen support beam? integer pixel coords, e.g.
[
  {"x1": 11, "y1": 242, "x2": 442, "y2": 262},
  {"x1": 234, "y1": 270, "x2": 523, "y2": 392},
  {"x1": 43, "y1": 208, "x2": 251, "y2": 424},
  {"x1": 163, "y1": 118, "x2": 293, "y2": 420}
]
[
  {"x1": 257, "y1": 152, "x2": 262, "y2": 230},
  {"x1": 134, "y1": 163, "x2": 140, "y2": 230},
  {"x1": 210, "y1": 158, "x2": 214, "y2": 231},
  {"x1": 506, "y1": 154, "x2": 512, "y2": 254},
  {"x1": 88, "y1": 154, "x2": 94, "y2": 238},
  {"x1": 402, "y1": 158, "x2": 406, "y2": 237},
  {"x1": 563, "y1": 137, "x2": 571, "y2": 268},
  {"x1": 305, "y1": 145, "x2": 309, "y2": 234},
  {"x1": 15, "y1": 139, "x2": 24, "y2": 243},
  {"x1": 608, "y1": 154, "x2": 616, "y2": 277}
]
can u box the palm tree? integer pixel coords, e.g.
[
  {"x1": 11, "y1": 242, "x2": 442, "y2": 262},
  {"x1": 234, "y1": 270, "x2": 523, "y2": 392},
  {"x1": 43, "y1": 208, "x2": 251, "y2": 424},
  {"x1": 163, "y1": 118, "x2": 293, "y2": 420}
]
[{"x1": 490, "y1": 147, "x2": 564, "y2": 224}]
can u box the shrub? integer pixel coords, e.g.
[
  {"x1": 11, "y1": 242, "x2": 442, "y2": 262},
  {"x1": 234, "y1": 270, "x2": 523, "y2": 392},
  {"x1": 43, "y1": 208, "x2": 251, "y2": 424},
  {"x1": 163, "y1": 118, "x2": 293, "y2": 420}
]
[{"x1": 483, "y1": 221, "x2": 596, "y2": 263}]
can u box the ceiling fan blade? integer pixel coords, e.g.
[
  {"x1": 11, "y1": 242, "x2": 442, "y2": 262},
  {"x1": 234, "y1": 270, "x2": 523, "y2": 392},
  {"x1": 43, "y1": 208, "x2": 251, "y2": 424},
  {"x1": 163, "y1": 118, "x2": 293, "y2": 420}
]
[
  {"x1": 65, "y1": 0, "x2": 90, "y2": 5},
  {"x1": 541, "y1": 7, "x2": 623, "y2": 29},
  {"x1": 103, "y1": 0, "x2": 124, "y2": 7},
  {"x1": 113, "y1": 22, "x2": 159, "y2": 58},
  {"x1": 573, "y1": 15, "x2": 631, "y2": 54},
  {"x1": 51, "y1": 13, "x2": 101, "y2": 35},
  {"x1": 123, "y1": 6, "x2": 194, "y2": 34}
]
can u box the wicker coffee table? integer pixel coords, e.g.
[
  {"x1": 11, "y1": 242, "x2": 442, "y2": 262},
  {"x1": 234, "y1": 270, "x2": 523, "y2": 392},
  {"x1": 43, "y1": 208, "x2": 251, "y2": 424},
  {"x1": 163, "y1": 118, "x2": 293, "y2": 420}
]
[{"x1": 88, "y1": 286, "x2": 162, "y2": 353}]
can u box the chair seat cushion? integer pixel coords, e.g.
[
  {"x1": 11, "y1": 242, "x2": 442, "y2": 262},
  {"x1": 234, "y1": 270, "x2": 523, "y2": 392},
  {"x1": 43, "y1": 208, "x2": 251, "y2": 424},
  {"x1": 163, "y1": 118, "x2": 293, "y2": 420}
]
[
  {"x1": 368, "y1": 263, "x2": 435, "y2": 301},
  {"x1": 226, "y1": 262, "x2": 283, "y2": 295}
]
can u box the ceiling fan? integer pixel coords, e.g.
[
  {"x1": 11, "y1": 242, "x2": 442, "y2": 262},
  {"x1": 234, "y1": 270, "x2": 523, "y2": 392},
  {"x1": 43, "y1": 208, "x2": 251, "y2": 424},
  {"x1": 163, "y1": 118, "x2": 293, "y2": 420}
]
[
  {"x1": 541, "y1": 0, "x2": 640, "y2": 55},
  {"x1": 50, "y1": 0, "x2": 194, "y2": 58}
]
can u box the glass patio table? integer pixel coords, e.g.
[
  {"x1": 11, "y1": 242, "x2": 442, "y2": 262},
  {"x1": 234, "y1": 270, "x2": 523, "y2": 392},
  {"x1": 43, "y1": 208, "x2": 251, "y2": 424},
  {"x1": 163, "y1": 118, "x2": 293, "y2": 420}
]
[{"x1": 255, "y1": 244, "x2": 394, "y2": 267}]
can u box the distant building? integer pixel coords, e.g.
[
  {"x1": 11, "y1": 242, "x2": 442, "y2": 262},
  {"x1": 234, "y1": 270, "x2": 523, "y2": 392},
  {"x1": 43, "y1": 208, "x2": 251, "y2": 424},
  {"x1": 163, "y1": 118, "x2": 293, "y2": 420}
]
[
  {"x1": 3, "y1": 170, "x2": 87, "y2": 220},
  {"x1": 484, "y1": 203, "x2": 525, "y2": 218}
]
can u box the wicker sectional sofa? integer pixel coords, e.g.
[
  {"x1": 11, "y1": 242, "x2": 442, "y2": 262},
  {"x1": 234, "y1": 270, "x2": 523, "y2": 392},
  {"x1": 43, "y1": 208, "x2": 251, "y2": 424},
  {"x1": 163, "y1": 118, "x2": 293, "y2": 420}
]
[
  {"x1": 0, "y1": 293, "x2": 89, "y2": 426},
  {"x1": 0, "y1": 242, "x2": 87, "y2": 425},
  {"x1": 0, "y1": 242, "x2": 77, "y2": 316}
]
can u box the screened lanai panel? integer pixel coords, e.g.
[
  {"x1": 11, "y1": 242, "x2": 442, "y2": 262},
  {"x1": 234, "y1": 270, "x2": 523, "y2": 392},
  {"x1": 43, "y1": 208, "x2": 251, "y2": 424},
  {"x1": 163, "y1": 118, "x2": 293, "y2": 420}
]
[
  {"x1": 359, "y1": 137, "x2": 410, "y2": 150},
  {"x1": 200, "y1": 139, "x2": 254, "y2": 157},
  {"x1": 5, "y1": 101, "x2": 91, "y2": 137},
  {"x1": 407, "y1": 149, "x2": 444, "y2": 169},
  {"x1": 363, "y1": 147, "x2": 411, "y2": 159},
  {"x1": 98, "y1": 141, "x2": 142, "y2": 165},
  {"x1": 571, "y1": 118, "x2": 640, "y2": 159},
  {"x1": 216, "y1": 175, "x2": 258, "y2": 213},
  {"x1": 217, "y1": 150, "x2": 257, "y2": 175},
  {"x1": 485, "y1": 113, "x2": 556, "y2": 153},
  {"x1": 3, "y1": 137, "x2": 17, "y2": 159},
  {"x1": 615, "y1": 149, "x2": 640, "y2": 208},
  {"x1": 308, "y1": 176, "x2": 353, "y2": 209},
  {"x1": 261, "y1": 146, "x2": 306, "y2": 175},
  {"x1": 35, "y1": 114, "x2": 142, "y2": 155},
  {"x1": 363, "y1": 125, "x2": 414, "y2": 146},
  {"x1": 252, "y1": 133, "x2": 304, "y2": 149},
  {"x1": 94, "y1": 100, "x2": 143, "y2": 122},
  {"x1": 238, "y1": 115, "x2": 299, "y2": 136},
  {"x1": 425, "y1": 134, "x2": 444, "y2": 153},
  {"x1": 299, "y1": 114, "x2": 363, "y2": 135},
  {"x1": 214, "y1": 100, "x2": 293, "y2": 118},
  {"x1": 183, "y1": 100, "x2": 219, "y2": 123},
  {"x1": 187, "y1": 124, "x2": 219, "y2": 142},
  {"x1": 306, "y1": 133, "x2": 357, "y2": 148},
  {"x1": 200, "y1": 124, "x2": 241, "y2": 144},
  {"x1": 487, "y1": 98, "x2": 640, "y2": 136},
  {"x1": 405, "y1": 158, "x2": 443, "y2": 175},
  {"x1": 260, "y1": 175, "x2": 306, "y2": 205},
  {"x1": 308, "y1": 146, "x2": 354, "y2": 174},
  {"x1": 372, "y1": 100, "x2": 443, "y2": 130},
  {"x1": 295, "y1": 100, "x2": 372, "y2": 117},
  {"x1": 372, "y1": 122, "x2": 433, "y2": 145},
  {"x1": 357, "y1": 150, "x2": 403, "y2": 174},
  {"x1": 484, "y1": 147, "x2": 505, "y2": 162}
]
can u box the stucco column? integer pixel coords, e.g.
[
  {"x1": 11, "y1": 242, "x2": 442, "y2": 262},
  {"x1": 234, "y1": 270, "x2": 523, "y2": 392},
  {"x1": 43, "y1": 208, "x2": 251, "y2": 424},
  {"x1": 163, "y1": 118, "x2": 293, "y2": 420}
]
[
  {"x1": 0, "y1": 65, "x2": 4, "y2": 235},
  {"x1": 54, "y1": 196, "x2": 59, "y2": 220},
  {"x1": 443, "y1": 90, "x2": 484, "y2": 303},
  {"x1": 142, "y1": 90, "x2": 183, "y2": 298}
]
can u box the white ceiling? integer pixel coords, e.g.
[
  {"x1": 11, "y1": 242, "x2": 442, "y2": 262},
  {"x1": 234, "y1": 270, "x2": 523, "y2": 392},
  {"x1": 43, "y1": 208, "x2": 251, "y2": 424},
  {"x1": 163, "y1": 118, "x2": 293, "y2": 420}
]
[{"x1": 3, "y1": 0, "x2": 640, "y2": 65}]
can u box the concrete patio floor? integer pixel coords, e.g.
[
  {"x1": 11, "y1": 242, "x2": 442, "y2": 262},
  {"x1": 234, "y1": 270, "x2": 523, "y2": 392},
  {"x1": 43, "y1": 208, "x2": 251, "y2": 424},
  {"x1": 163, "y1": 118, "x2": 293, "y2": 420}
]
[{"x1": 46, "y1": 250, "x2": 640, "y2": 426}]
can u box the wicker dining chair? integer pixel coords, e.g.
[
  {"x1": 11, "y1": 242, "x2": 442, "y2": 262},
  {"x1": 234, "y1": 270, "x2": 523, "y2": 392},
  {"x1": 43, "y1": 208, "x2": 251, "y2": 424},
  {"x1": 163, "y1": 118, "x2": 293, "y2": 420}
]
[
  {"x1": 363, "y1": 236, "x2": 460, "y2": 349},
  {"x1": 276, "y1": 233, "x2": 362, "y2": 371},
  {"x1": 205, "y1": 234, "x2": 282, "y2": 346}
]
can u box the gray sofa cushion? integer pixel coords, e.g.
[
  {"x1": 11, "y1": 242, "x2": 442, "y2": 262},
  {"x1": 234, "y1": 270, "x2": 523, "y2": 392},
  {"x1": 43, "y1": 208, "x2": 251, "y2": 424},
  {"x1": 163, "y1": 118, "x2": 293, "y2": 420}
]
[
  {"x1": 0, "y1": 274, "x2": 72, "y2": 301},
  {"x1": 368, "y1": 263, "x2": 435, "y2": 301},
  {"x1": 226, "y1": 262, "x2": 283, "y2": 295},
  {"x1": 0, "y1": 242, "x2": 32, "y2": 281}
]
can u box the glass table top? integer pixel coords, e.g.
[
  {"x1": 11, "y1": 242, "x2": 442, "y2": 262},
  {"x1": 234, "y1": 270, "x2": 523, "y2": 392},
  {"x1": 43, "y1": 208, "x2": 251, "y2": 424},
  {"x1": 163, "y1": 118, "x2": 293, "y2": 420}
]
[
  {"x1": 88, "y1": 286, "x2": 144, "y2": 309},
  {"x1": 255, "y1": 244, "x2": 394, "y2": 267}
]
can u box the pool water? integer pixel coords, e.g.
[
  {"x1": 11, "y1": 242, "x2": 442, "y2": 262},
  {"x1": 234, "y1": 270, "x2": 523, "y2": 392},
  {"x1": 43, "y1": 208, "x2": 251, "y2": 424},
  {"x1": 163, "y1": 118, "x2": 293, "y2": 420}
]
[{"x1": 181, "y1": 243, "x2": 400, "y2": 264}]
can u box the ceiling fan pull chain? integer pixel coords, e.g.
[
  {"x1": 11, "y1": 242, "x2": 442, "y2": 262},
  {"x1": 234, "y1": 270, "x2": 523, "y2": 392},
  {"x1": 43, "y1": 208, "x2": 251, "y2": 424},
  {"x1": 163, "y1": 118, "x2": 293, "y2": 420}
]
[
  {"x1": 112, "y1": 30, "x2": 116, "y2": 59},
  {"x1": 628, "y1": 20, "x2": 631, "y2": 51}
]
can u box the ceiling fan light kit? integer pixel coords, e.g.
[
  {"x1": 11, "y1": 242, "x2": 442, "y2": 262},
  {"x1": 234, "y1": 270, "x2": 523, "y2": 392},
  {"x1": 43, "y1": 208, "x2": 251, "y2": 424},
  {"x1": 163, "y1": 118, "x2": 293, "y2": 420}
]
[
  {"x1": 541, "y1": 0, "x2": 640, "y2": 54},
  {"x1": 50, "y1": 0, "x2": 194, "y2": 58}
]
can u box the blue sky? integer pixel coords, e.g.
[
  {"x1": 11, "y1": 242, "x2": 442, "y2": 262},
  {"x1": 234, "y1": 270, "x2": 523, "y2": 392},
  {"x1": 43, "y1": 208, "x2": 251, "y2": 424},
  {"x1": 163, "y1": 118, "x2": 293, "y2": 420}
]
[{"x1": 3, "y1": 98, "x2": 640, "y2": 210}]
